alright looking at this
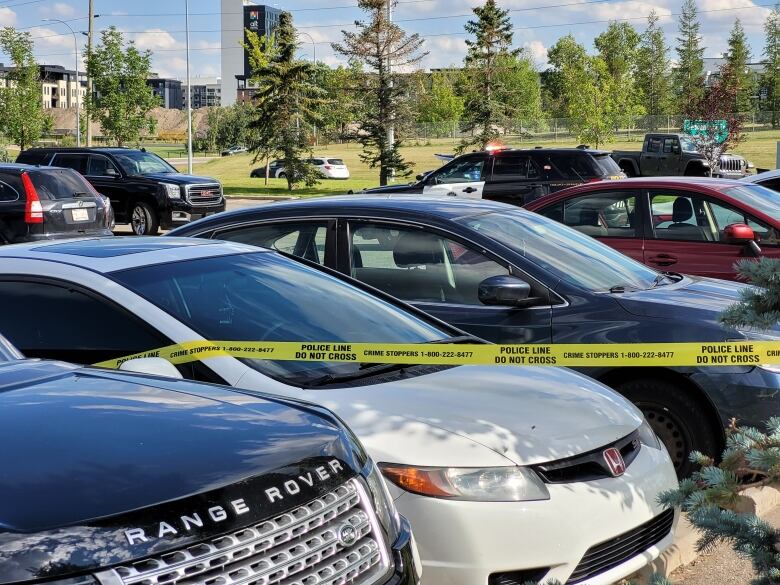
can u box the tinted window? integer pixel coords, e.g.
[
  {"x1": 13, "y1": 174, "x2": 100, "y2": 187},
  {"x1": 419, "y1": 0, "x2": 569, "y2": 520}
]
[
  {"x1": 51, "y1": 154, "x2": 88, "y2": 174},
  {"x1": 546, "y1": 153, "x2": 603, "y2": 180},
  {"x1": 646, "y1": 138, "x2": 661, "y2": 153},
  {"x1": 113, "y1": 151, "x2": 177, "y2": 175},
  {"x1": 538, "y1": 192, "x2": 639, "y2": 238},
  {"x1": 662, "y1": 138, "x2": 678, "y2": 154},
  {"x1": 0, "y1": 179, "x2": 19, "y2": 202},
  {"x1": 0, "y1": 280, "x2": 167, "y2": 363},
  {"x1": 592, "y1": 153, "x2": 622, "y2": 175},
  {"x1": 492, "y1": 155, "x2": 539, "y2": 181},
  {"x1": 310, "y1": 159, "x2": 325, "y2": 165},
  {"x1": 351, "y1": 223, "x2": 509, "y2": 305},
  {"x1": 455, "y1": 210, "x2": 659, "y2": 292},
  {"x1": 30, "y1": 169, "x2": 95, "y2": 200},
  {"x1": 88, "y1": 155, "x2": 120, "y2": 177},
  {"x1": 215, "y1": 221, "x2": 329, "y2": 264},
  {"x1": 431, "y1": 158, "x2": 485, "y2": 184},
  {"x1": 757, "y1": 178, "x2": 780, "y2": 193},
  {"x1": 327, "y1": 159, "x2": 344, "y2": 165},
  {"x1": 111, "y1": 253, "x2": 446, "y2": 386}
]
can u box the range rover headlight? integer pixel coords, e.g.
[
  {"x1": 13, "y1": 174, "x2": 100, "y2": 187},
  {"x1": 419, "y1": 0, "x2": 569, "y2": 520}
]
[
  {"x1": 364, "y1": 460, "x2": 401, "y2": 543},
  {"x1": 638, "y1": 418, "x2": 662, "y2": 449},
  {"x1": 161, "y1": 182, "x2": 182, "y2": 200},
  {"x1": 379, "y1": 463, "x2": 550, "y2": 502}
]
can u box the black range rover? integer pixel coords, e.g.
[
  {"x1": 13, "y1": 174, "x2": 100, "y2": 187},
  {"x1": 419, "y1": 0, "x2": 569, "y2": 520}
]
[
  {"x1": 363, "y1": 147, "x2": 625, "y2": 205},
  {"x1": 0, "y1": 335, "x2": 419, "y2": 585},
  {"x1": 16, "y1": 148, "x2": 225, "y2": 235}
]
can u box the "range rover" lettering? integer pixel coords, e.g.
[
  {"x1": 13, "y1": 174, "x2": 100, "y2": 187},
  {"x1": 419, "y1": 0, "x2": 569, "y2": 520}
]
[{"x1": 124, "y1": 459, "x2": 344, "y2": 545}]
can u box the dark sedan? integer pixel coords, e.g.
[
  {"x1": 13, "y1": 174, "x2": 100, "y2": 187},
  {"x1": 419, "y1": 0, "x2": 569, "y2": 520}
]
[
  {"x1": 171, "y1": 196, "x2": 780, "y2": 477},
  {"x1": 524, "y1": 177, "x2": 780, "y2": 281}
]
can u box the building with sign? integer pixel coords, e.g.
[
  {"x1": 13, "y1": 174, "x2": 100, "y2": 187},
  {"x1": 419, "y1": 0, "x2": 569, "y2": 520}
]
[{"x1": 220, "y1": 0, "x2": 281, "y2": 106}]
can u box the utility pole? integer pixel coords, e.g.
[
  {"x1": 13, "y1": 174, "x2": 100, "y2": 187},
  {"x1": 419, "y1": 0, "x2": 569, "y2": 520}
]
[
  {"x1": 86, "y1": 0, "x2": 94, "y2": 146},
  {"x1": 386, "y1": 0, "x2": 394, "y2": 180},
  {"x1": 185, "y1": 0, "x2": 193, "y2": 174}
]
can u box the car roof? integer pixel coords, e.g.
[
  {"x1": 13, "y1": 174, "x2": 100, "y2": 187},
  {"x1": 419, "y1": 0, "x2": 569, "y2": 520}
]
[
  {"x1": 0, "y1": 237, "x2": 267, "y2": 273},
  {"x1": 21, "y1": 147, "x2": 137, "y2": 154},
  {"x1": 0, "y1": 163, "x2": 44, "y2": 172},
  {"x1": 742, "y1": 169, "x2": 780, "y2": 183}
]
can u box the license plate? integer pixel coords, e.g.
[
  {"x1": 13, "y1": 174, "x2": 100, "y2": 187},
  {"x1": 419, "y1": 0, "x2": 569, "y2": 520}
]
[{"x1": 71, "y1": 208, "x2": 89, "y2": 222}]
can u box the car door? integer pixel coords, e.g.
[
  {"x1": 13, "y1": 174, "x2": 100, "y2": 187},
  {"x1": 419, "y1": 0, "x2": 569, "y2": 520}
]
[
  {"x1": 482, "y1": 154, "x2": 545, "y2": 204},
  {"x1": 421, "y1": 157, "x2": 489, "y2": 199},
  {"x1": 533, "y1": 190, "x2": 645, "y2": 263},
  {"x1": 85, "y1": 154, "x2": 126, "y2": 215},
  {"x1": 660, "y1": 137, "x2": 683, "y2": 176},
  {"x1": 643, "y1": 189, "x2": 764, "y2": 279},
  {"x1": 344, "y1": 220, "x2": 553, "y2": 343},
  {"x1": 0, "y1": 174, "x2": 23, "y2": 244},
  {"x1": 640, "y1": 136, "x2": 662, "y2": 176}
]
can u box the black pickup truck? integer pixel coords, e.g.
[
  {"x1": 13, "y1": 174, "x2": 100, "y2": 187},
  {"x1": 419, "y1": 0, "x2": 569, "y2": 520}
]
[{"x1": 611, "y1": 133, "x2": 750, "y2": 179}]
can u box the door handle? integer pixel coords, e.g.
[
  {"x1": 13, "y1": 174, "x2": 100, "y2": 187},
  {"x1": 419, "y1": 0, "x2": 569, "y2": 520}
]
[
  {"x1": 462, "y1": 187, "x2": 478, "y2": 193},
  {"x1": 647, "y1": 253, "x2": 678, "y2": 266}
]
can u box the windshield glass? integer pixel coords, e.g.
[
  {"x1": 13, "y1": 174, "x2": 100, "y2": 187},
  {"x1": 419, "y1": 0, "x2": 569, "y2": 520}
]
[
  {"x1": 0, "y1": 334, "x2": 21, "y2": 361},
  {"x1": 111, "y1": 253, "x2": 447, "y2": 386},
  {"x1": 722, "y1": 184, "x2": 780, "y2": 221},
  {"x1": 679, "y1": 136, "x2": 698, "y2": 152},
  {"x1": 113, "y1": 151, "x2": 178, "y2": 176},
  {"x1": 456, "y1": 210, "x2": 660, "y2": 292}
]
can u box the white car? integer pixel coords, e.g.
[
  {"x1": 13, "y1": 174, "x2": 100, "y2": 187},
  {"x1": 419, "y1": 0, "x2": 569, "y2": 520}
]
[
  {"x1": 311, "y1": 156, "x2": 350, "y2": 179},
  {"x1": 0, "y1": 238, "x2": 679, "y2": 585}
]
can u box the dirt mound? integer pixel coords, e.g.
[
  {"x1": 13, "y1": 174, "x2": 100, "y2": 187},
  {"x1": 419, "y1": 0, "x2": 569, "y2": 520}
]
[{"x1": 48, "y1": 107, "x2": 209, "y2": 140}]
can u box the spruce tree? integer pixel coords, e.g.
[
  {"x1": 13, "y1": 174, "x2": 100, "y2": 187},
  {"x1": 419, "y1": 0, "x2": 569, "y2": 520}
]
[
  {"x1": 636, "y1": 11, "x2": 672, "y2": 124},
  {"x1": 674, "y1": 0, "x2": 706, "y2": 116},
  {"x1": 459, "y1": 0, "x2": 519, "y2": 151},
  {"x1": 723, "y1": 18, "x2": 755, "y2": 113},
  {"x1": 332, "y1": 0, "x2": 426, "y2": 185},
  {"x1": 763, "y1": 5, "x2": 780, "y2": 126}
]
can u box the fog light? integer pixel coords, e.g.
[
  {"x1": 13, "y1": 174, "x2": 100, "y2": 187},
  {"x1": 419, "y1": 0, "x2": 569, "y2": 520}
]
[{"x1": 172, "y1": 212, "x2": 191, "y2": 221}]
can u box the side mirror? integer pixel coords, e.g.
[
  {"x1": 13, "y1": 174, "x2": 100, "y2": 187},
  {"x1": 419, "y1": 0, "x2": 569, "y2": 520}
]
[
  {"x1": 724, "y1": 223, "x2": 755, "y2": 244},
  {"x1": 119, "y1": 357, "x2": 183, "y2": 379},
  {"x1": 478, "y1": 275, "x2": 534, "y2": 307},
  {"x1": 416, "y1": 173, "x2": 425, "y2": 181}
]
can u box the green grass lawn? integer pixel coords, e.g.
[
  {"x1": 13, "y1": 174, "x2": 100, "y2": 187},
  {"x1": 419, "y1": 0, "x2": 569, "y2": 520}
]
[{"x1": 177, "y1": 129, "x2": 780, "y2": 197}]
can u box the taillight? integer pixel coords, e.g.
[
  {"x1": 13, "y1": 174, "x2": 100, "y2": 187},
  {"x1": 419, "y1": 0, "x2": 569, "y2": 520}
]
[
  {"x1": 21, "y1": 172, "x2": 43, "y2": 224},
  {"x1": 324, "y1": 165, "x2": 333, "y2": 170},
  {"x1": 587, "y1": 178, "x2": 603, "y2": 183}
]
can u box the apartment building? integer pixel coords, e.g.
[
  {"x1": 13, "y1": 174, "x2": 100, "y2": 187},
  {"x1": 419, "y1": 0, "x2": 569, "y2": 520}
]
[
  {"x1": 0, "y1": 64, "x2": 86, "y2": 109},
  {"x1": 182, "y1": 76, "x2": 222, "y2": 109}
]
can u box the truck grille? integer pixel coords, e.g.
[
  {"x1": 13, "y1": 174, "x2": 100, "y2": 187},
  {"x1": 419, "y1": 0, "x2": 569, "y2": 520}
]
[
  {"x1": 568, "y1": 508, "x2": 675, "y2": 583},
  {"x1": 186, "y1": 184, "x2": 223, "y2": 206},
  {"x1": 718, "y1": 156, "x2": 745, "y2": 174},
  {"x1": 109, "y1": 479, "x2": 390, "y2": 585}
]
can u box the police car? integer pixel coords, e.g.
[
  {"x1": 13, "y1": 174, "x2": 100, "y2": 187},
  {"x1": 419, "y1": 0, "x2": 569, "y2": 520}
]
[{"x1": 363, "y1": 146, "x2": 626, "y2": 205}]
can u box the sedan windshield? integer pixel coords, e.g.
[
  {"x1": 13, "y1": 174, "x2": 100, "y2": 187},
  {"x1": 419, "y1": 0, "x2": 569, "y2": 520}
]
[
  {"x1": 113, "y1": 151, "x2": 178, "y2": 176},
  {"x1": 456, "y1": 210, "x2": 660, "y2": 292},
  {"x1": 722, "y1": 184, "x2": 780, "y2": 221},
  {"x1": 110, "y1": 253, "x2": 448, "y2": 386}
]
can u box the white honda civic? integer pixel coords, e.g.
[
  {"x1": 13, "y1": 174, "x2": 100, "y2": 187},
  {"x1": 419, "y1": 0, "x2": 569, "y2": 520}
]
[{"x1": 0, "y1": 238, "x2": 679, "y2": 585}]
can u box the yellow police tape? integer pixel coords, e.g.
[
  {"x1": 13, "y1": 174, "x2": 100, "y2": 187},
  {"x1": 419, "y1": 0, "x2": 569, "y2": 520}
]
[{"x1": 94, "y1": 340, "x2": 780, "y2": 370}]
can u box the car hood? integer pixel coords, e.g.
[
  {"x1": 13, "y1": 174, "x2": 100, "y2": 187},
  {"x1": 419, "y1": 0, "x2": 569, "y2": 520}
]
[
  {"x1": 0, "y1": 361, "x2": 358, "y2": 584},
  {"x1": 311, "y1": 365, "x2": 643, "y2": 468},
  {"x1": 136, "y1": 172, "x2": 220, "y2": 185},
  {"x1": 362, "y1": 183, "x2": 421, "y2": 194}
]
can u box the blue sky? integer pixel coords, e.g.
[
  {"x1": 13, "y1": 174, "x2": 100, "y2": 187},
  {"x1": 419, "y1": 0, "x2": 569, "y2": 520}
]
[{"x1": 0, "y1": 0, "x2": 773, "y2": 78}]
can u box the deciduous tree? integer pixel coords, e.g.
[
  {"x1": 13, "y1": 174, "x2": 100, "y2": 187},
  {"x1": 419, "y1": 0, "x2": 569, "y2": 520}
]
[
  {"x1": 332, "y1": 0, "x2": 426, "y2": 185},
  {"x1": 86, "y1": 27, "x2": 159, "y2": 146},
  {"x1": 415, "y1": 71, "x2": 464, "y2": 138},
  {"x1": 0, "y1": 28, "x2": 49, "y2": 151}
]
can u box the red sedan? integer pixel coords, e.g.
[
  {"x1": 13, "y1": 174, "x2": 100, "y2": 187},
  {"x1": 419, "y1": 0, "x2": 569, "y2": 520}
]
[{"x1": 524, "y1": 177, "x2": 780, "y2": 281}]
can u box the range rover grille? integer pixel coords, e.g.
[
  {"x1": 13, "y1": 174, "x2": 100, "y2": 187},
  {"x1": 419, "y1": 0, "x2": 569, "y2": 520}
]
[
  {"x1": 110, "y1": 479, "x2": 390, "y2": 585},
  {"x1": 187, "y1": 184, "x2": 223, "y2": 206}
]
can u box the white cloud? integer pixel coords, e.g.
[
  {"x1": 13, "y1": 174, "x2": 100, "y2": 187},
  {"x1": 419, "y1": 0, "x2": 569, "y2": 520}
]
[
  {"x1": 51, "y1": 3, "x2": 75, "y2": 17},
  {"x1": 524, "y1": 40, "x2": 549, "y2": 66},
  {"x1": 698, "y1": 0, "x2": 771, "y2": 28},
  {"x1": 128, "y1": 29, "x2": 183, "y2": 52},
  {"x1": 0, "y1": 7, "x2": 16, "y2": 26}
]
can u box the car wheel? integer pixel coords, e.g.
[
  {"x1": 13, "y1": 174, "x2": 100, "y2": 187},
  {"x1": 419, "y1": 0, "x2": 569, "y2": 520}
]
[
  {"x1": 615, "y1": 378, "x2": 720, "y2": 478},
  {"x1": 278, "y1": 172, "x2": 286, "y2": 179},
  {"x1": 130, "y1": 201, "x2": 159, "y2": 236}
]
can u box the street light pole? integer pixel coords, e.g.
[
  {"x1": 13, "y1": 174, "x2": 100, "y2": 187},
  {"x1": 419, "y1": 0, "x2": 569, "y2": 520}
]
[
  {"x1": 44, "y1": 18, "x2": 80, "y2": 146},
  {"x1": 185, "y1": 0, "x2": 193, "y2": 175},
  {"x1": 297, "y1": 31, "x2": 317, "y2": 145}
]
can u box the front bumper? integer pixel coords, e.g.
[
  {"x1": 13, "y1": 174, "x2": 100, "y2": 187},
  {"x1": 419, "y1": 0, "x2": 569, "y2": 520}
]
[
  {"x1": 165, "y1": 200, "x2": 226, "y2": 228},
  {"x1": 692, "y1": 366, "x2": 780, "y2": 429},
  {"x1": 386, "y1": 515, "x2": 422, "y2": 585},
  {"x1": 392, "y1": 442, "x2": 678, "y2": 585}
]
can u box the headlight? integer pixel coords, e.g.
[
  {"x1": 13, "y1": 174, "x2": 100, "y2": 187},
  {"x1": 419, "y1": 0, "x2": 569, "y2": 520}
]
[
  {"x1": 379, "y1": 463, "x2": 550, "y2": 502},
  {"x1": 364, "y1": 461, "x2": 401, "y2": 543},
  {"x1": 737, "y1": 331, "x2": 780, "y2": 373},
  {"x1": 638, "y1": 418, "x2": 662, "y2": 449},
  {"x1": 161, "y1": 183, "x2": 182, "y2": 200}
]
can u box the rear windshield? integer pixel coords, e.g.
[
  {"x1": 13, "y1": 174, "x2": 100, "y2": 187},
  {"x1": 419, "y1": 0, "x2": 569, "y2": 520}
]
[
  {"x1": 546, "y1": 152, "x2": 617, "y2": 179},
  {"x1": 327, "y1": 159, "x2": 345, "y2": 165},
  {"x1": 592, "y1": 153, "x2": 622, "y2": 175},
  {"x1": 31, "y1": 169, "x2": 94, "y2": 200}
]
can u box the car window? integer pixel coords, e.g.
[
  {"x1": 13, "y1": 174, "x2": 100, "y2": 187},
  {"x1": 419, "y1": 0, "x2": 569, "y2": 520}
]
[
  {"x1": 545, "y1": 153, "x2": 602, "y2": 180},
  {"x1": 646, "y1": 138, "x2": 661, "y2": 153},
  {"x1": 591, "y1": 153, "x2": 623, "y2": 175},
  {"x1": 30, "y1": 169, "x2": 95, "y2": 200},
  {"x1": 111, "y1": 253, "x2": 446, "y2": 387},
  {"x1": 214, "y1": 221, "x2": 329, "y2": 264},
  {"x1": 310, "y1": 159, "x2": 324, "y2": 166},
  {"x1": 51, "y1": 153, "x2": 88, "y2": 174},
  {"x1": 113, "y1": 151, "x2": 177, "y2": 176},
  {"x1": 663, "y1": 138, "x2": 679, "y2": 154},
  {"x1": 88, "y1": 155, "x2": 120, "y2": 177},
  {"x1": 350, "y1": 223, "x2": 510, "y2": 305},
  {"x1": 491, "y1": 155, "x2": 540, "y2": 181},
  {"x1": 537, "y1": 191, "x2": 639, "y2": 238},
  {"x1": 650, "y1": 192, "x2": 714, "y2": 242},
  {"x1": 430, "y1": 158, "x2": 485, "y2": 184},
  {"x1": 721, "y1": 184, "x2": 780, "y2": 219},
  {"x1": 327, "y1": 159, "x2": 344, "y2": 165},
  {"x1": 757, "y1": 178, "x2": 780, "y2": 193},
  {"x1": 0, "y1": 179, "x2": 19, "y2": 202},
  {"x1": 707, "y1": 199, "x2": 780, "y2": 246},
  {"x1": 0, "y1": 280, "x2": 167, "y2": 364}
]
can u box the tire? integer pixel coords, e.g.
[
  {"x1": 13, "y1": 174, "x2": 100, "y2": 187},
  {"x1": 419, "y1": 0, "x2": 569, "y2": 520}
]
[
  {"x1": 615, "y1": 378, "x2": 721, "y2": 478},
  {"x1": 278, "y1": 171, "x2": 286, "y2": 179},
  {"x1": 130, "y1": 201, "x2": 159, "y2": 236}
]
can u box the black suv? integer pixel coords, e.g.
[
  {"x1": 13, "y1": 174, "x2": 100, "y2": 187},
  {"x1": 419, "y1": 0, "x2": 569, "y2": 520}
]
[
  {"x1": 0, "y1": 333, "x2": 420, "y2": 585},
  {"x1": 0, "y1": 163, "x2": 112, "y2": 244},
  {"x1": 364, "y1": 147, "x2": 625, "y2": 205},
  {"x1": 16, "y1": 147, "x2": 225, "y2": 235}
]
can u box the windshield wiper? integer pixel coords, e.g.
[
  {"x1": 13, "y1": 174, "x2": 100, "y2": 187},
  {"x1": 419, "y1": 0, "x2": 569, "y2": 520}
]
[{"x1": 302, "y1": 362, "x2": 412, "y2": 388}]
